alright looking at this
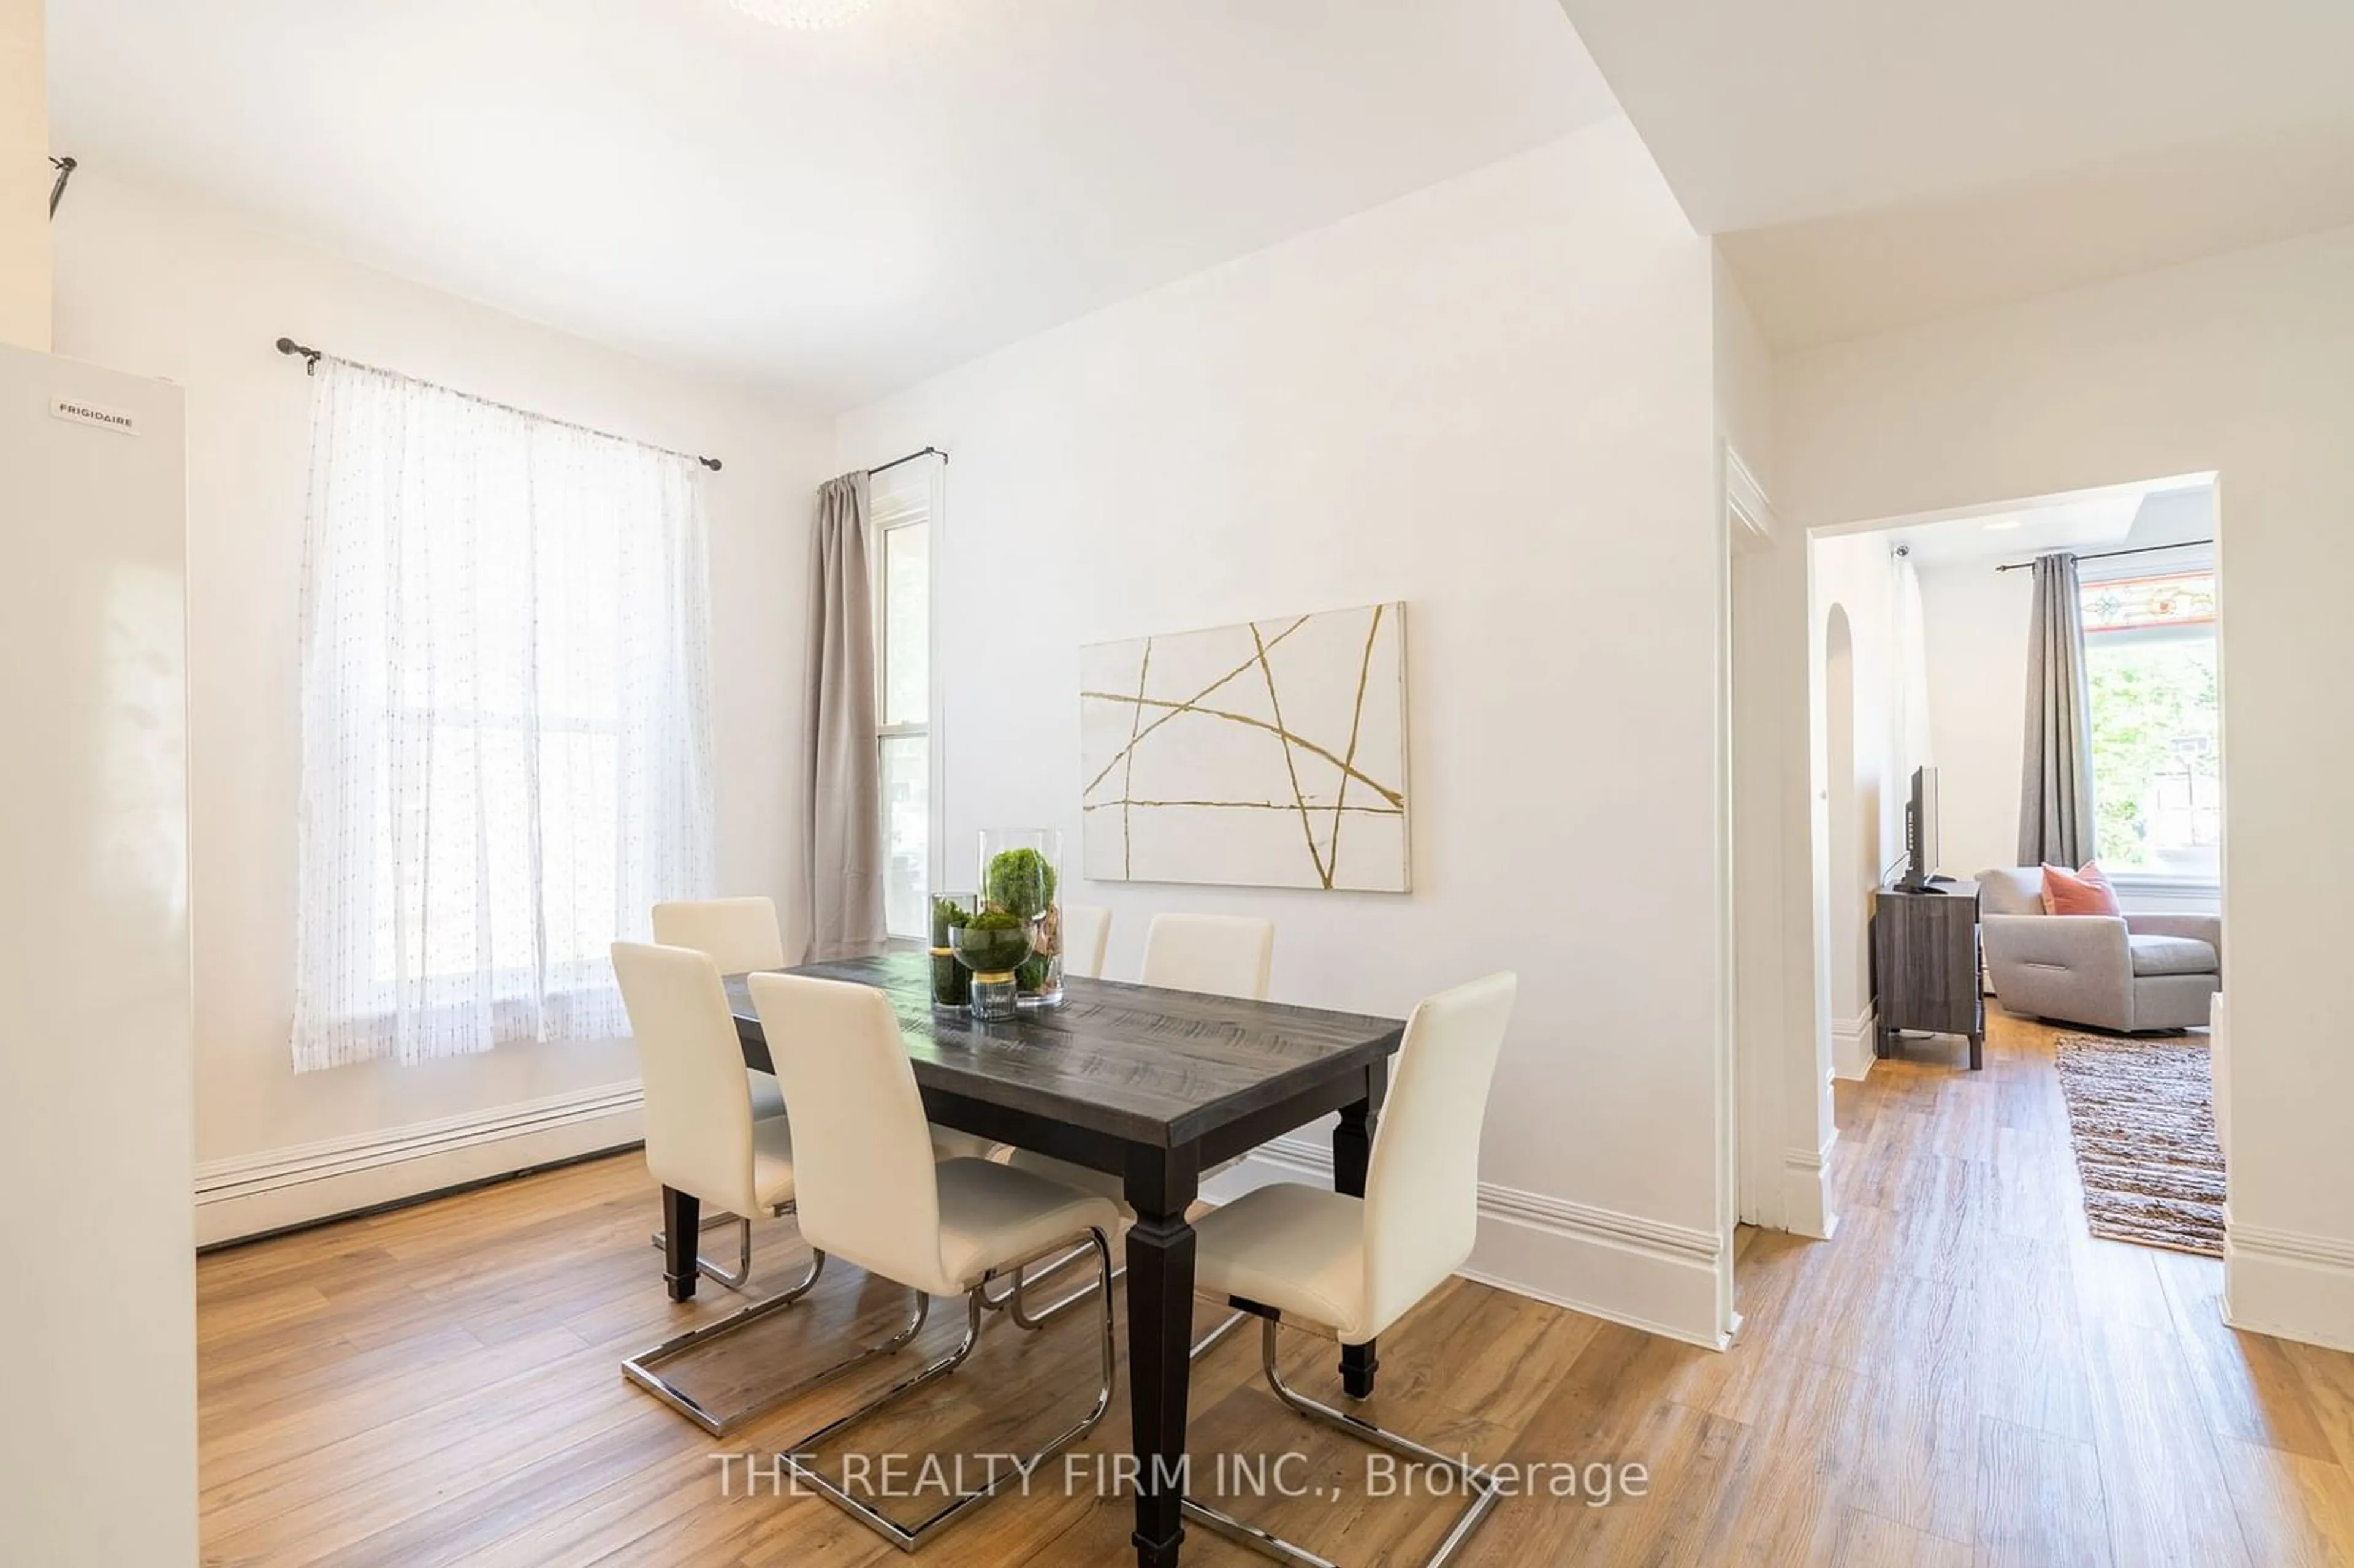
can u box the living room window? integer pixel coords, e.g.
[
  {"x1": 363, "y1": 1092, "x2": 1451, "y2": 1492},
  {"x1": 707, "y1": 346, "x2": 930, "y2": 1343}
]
[{"x1": 2080, "y1": 566, "x2": 2220, "y2": 883}]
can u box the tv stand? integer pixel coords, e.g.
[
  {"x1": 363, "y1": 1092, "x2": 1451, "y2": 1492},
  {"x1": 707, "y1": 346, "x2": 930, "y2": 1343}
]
[{"x1": 1872, "y1": 878, "x2": 1984, "y2": 1070}]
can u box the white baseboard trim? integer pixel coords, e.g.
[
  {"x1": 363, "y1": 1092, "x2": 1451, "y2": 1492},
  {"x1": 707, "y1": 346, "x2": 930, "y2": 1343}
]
[
  {"x1": 1202, "y1": 1135, "x2": 1728, "y2": 1350},
  {"x1": 1830, "y1": 1005, "x2": 1877, "y2": 1083},
  {"x1": 1779, "y1": 1133, "x2": 1838, "y2": 1241},
  {"x1": 2225, "y1": 1217, "x2": 2354, "y2": 1354},
  {"x1": 194, "y1": 1081, "x2": 645, "y2": 1246},
  {"x1": 1211, "y1": 1133, "x2": 1330, "y2": 1186}
]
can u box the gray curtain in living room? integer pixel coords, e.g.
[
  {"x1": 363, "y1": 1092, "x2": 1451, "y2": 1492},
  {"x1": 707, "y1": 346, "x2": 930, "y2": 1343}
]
[
  {"x1": 2018, "y1": 550, "x2": 2098, "y2": 867},
  {"x1": 801, "y1": 473, "x2": 888, "y2": 962}
]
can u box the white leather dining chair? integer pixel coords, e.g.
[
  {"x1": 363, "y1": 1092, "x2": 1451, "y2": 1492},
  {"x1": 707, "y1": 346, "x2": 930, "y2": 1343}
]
[
  {"x1": 1141, "y1": 911, "x2": 1274, "y2": 997},
  {"x1": 649, "y1": 896, "x2": 999, "y2": 1173},
  {"x1": 1059, "y1": 903, "x2": 1112, "y2": 980},
  {"x1": 1184, "y1": 971, "x2": 1519, "y2": 1568},
  {"x1": 997, "y1": 911, "x2": 1274, "y2": 1334},
  {"x1": 651, "y1": 896, "x2": 787, "y2": 974},
  {"x1": 748, "y1": 970, "x2": 1124, "y2": 1551},
  {"x1": 611, "y1": 942, "x2": 929, "y2": 1436},
  {"x1": 645, "y1": 897, "x2": 790, "y2": 1250}
]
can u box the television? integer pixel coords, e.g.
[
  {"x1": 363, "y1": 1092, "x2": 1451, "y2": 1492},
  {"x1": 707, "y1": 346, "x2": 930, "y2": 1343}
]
[{"x1": 1900, "y1": 765, "x2": 1942, "y2": 891}]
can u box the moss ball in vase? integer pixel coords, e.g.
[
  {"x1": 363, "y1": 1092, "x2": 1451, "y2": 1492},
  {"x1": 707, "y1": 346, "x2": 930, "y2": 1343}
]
[{"x1": 979, "y1": 829, "x2": 1065, "y2": 1008}]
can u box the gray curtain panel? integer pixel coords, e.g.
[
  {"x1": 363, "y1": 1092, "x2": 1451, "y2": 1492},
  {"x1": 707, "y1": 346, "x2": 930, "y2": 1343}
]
[
  {"x1": 2018, "y1": 551, "x2": 2098, "y2": 867},
  {"x1": 801, "y1": 473, "x2": 888, "y2": 962}
]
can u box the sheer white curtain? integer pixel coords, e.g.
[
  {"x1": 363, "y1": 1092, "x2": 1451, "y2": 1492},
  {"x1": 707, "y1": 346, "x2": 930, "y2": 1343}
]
[
  {"x1": 292, "y1": 359, "x2": 715, "y2": 1072},
  {"x1": 1892, "y1": 546, "x2": 1937, "y2": 775}
]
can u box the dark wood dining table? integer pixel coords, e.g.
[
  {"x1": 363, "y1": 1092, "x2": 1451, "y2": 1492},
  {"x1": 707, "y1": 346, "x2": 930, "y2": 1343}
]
[{"x1": 678, "y1": 951, "x2": 1404, "y2": 1568}]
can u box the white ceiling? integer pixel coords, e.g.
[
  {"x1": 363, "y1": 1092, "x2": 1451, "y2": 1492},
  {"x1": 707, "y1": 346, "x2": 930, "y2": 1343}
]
[
  {"x1": 1883, "y1": 481, "x2": 2214, "y2": 568},
  {"x1": 50, "y1": 0, "x2": 1618, "y2": 408},
  {"x1": 1556, "y1": 0, "x2": 2354, "y2": 348}
]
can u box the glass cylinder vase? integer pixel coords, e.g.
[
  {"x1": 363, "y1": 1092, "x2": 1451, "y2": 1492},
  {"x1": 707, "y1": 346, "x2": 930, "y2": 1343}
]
[
  {"x1": 929, "y1": 893, "x2": 975, "y2": 1010},
  {"x1": 978, "y1": 828, "x2": 1064, "y2": 1009}
]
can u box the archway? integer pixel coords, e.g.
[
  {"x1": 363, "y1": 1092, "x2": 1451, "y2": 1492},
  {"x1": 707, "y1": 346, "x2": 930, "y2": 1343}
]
[{"x1": 1821, "y1": 604, "x2": 1867, "y2": 1064}]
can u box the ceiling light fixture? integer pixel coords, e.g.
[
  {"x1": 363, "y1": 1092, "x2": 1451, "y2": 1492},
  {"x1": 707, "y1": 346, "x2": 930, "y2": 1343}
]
[{"x1": 728, "y1": 0, "x2": 874, "y2": 27}]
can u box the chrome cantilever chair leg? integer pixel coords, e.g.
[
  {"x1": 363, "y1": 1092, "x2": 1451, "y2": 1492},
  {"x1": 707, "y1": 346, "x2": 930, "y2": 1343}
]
[
  {"x1": 1004, "y1": 1240, "x2": 1117, "y2": 1326},
  {"x1": 783, "y1": 1227, "x2": 1119, "y2": 1553},
  {"x1": 1183, "y1": 1314, "x2": 1504, "y2": 1568},
  {"x1": 652, "y1": 1210, "x2": 742, "y2": 1252},
  {"x1": 1187, "y1": 1303, "x2": 1251, "y2": 1361},
  {"x1": 975, "y1": 1268, "x2": 1018, "y2": 1314},
  {"x1": 654, "y1": 1201, "x2": 789, "y2": 1292},
  {"x1": 623, "y1": 1251, "x2": 931, "y2": 1438},
  {"x1": 995, "y1": 1238, "x2": 1247, "y2": 1359},
  {"x1": 691, "y1": 1216, "x2": 755, "y2": 1290}
]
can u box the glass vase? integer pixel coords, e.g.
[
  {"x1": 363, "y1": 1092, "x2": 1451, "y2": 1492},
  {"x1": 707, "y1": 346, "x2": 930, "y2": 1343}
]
[
  {"x1": 929, "y1": 893, "x2": 975, "y2": 1010},
  {"x1": 978, "y1": 828, "x2": 1064, "y2": 1009},
  {"x1": 950, "y1": 913, "x2": 1032, "y2": 1022}
]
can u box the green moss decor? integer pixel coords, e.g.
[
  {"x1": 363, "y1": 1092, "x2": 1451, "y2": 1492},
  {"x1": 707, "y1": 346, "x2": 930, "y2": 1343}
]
[{"x1": 985, "y1": 847, "x2": 1057, "y2": 920}]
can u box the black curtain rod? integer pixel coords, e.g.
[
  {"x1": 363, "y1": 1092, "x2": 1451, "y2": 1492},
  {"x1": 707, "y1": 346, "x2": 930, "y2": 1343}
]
[
  {"x1": 48, "y1": 156, "x2": 76, "y2": 219},
  {"x1": 275, "y1": 338, "x2": 722, "y2": 471},
  {"x1": 1993, "y1": 538, "x2": 2213, "y2": 574},
  {"x1": 866, "y1": 445, "x2": 946, "y2": 477}
]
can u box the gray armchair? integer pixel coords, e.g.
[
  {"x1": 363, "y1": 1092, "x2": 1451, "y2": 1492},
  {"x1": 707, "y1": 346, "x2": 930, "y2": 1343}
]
[{"x1": 1976, "y1": 867, "x2": 2220, "y2": 1033}]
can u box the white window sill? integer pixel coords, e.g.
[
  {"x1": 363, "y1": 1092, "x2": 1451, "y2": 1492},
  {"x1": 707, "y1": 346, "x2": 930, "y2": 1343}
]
[{"x1": 2104, "y1": 873, "x2": 2221, "y2": 897}]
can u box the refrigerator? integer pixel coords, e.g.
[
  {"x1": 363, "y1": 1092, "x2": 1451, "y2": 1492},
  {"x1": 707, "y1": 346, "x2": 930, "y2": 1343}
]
[{"x1": 0, "y1": 341, "x2": 198, "y2": 1564}]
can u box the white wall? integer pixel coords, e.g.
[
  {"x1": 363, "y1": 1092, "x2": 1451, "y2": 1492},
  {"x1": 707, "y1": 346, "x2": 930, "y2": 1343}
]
[
  {"x1": 840, "y1": 122, "x2": 1735, "y2": 1345},
  {"x1": 1712, "y1": 250, "x2": 1774, "y2": 479},
  {"x1": 0, "y1": 0, "x2": 45, "y2": 349},
  {"x1": 1777, "y1": 222, "x2": 2354, "y2": 1352},
  {"x1": 50, "y1": 172, "x2": 834, "y2": 1241}
]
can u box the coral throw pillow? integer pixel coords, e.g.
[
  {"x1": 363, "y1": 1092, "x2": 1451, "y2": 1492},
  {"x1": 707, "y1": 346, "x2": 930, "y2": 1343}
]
[{"x1": 2042, "y1": 861, "x2": 2122, "y2": 916}]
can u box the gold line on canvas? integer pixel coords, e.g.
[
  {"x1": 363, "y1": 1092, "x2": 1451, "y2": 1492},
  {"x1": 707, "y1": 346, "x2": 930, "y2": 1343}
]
[
  {"x1": 1249, "y1": 622, "x2": 1330, "y2": 888},
  {"x1": 1077, "y1": 690, "x2": 1406, "y2": 809},
  {"x1": 1080, "y1": 616, "x2": 1309, "y2": 799},
  {"x1": 1121, "y1": 637, "x2": 1153, "y2": 878},
  {"x1": 1327, "y1": 603, "x2": 1384, "y2": 888},
  {"x1": 1083, "y1": 798, "x2": 1403, "y2": 816}
]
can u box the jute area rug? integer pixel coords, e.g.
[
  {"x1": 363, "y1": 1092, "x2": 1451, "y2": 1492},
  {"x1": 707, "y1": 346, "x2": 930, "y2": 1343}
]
[{"x1": 2053, "y1": 1033, "x2": 2226, "y2": 1257}]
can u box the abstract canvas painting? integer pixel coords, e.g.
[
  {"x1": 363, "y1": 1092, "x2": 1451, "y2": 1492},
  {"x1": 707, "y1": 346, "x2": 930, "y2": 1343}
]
[{"x1": 1079, "y1": 603, "x2": 1409, "y2": 892}]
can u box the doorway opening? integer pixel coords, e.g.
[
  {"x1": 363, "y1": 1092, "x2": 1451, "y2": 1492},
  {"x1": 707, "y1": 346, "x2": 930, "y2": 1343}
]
[{"x1": 1804, "y1": 472, "x2": 2228, "y2": 1263}]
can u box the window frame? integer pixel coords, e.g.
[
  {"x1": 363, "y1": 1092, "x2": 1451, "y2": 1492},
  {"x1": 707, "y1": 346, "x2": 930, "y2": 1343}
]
[
  {"x1": 2077, "y1": 546, "x2": 2220, "y2": 894},
  {"x1": 870, "y1": 458, "x2": 948, "y2": 943}
]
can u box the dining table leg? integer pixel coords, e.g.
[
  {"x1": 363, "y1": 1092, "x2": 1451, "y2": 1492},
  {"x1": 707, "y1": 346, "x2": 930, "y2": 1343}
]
[
  {"x1": 1333, "y1": 1068, "x2": 1387, "y2": 1399},
  {"x1": 1126, "y1": 1149, "x2": 1201, "y2": 1568},
  {"x1": 660, "y1": 1186, "x2": 700, "y2": 1303}
]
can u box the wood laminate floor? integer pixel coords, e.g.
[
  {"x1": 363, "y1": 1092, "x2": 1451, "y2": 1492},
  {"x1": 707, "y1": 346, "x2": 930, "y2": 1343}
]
[{"x1": 197, "y1": 1004, "x2": 2354, "y2": 1566}]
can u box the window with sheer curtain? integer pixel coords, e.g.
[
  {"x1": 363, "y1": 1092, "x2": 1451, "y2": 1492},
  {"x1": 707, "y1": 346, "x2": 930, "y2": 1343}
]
[
  {"x1": 291, "y1": 359, "x2": 715, "y2": 1071},
  {"x1": 872, "y1": 465, "x2": 934, "y2": 942}
]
